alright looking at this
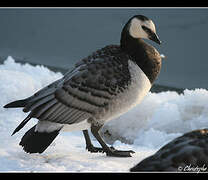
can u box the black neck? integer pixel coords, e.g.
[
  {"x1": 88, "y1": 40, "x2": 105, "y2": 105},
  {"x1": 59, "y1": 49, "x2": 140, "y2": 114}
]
[
  {"x1": 120, "y1": 27, "x2": 161, "y2": 84},
  {"x1": 121, "y1": 33, "x2": 146, "y2": 59}
]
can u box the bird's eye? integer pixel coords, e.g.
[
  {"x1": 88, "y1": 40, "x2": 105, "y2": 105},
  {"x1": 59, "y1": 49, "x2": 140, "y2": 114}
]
[{"x1": 142, "y1": 26, "x2": 151, "y2": 33}]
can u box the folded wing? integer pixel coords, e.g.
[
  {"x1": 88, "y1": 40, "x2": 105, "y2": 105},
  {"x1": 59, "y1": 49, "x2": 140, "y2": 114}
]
[{"x1": 6, "y1": 47, "x2": 130, "y2": 135}]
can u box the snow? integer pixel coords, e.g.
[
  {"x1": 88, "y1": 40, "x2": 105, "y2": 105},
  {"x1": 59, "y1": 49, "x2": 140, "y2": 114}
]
[{"x1": 0, "y1": 56, "x2": 208, "y2": 172}]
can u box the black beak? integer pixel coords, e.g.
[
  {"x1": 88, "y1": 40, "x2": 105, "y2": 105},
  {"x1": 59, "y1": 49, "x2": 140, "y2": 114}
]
[{"x1": 149, "y1": 33, "x2": 161, "y2": 45}]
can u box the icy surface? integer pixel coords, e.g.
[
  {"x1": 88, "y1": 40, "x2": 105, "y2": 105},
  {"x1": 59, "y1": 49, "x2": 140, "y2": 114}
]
[{"x1": 0, "y1": 56, "x2": 207, "y2": 172}]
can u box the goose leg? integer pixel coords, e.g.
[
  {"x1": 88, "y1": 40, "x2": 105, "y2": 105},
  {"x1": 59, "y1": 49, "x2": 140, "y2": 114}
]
[
  {"x1": 82, "y1": 130, "x2": 104, "y2": 153},
  {"x1": 90, "y1": 125, "x2": 135, "y2": 157}
]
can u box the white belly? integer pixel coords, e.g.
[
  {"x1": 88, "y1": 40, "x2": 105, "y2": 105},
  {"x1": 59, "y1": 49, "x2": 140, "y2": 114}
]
[
  {"x1": 62, "y1": 120, "x2": 91, "y2": 132},
  {"x1": 123, "y1": 60, "x2": 151, "y2": 109},
  {"x1": 35, "y1": 119, "x2": 91, "y2": 133},
  {"x1": 95, "y1": 60, "x2": 151, "y2": 124}
]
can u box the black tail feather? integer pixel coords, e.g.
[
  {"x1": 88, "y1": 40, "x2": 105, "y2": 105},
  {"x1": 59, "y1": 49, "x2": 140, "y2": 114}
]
[
  {"x1": 20, "y1": 125, "x2": 61, "y2": 154},
  {"x1": 12, "y1": 113, "x2": 32, "y2": 136},
  {"x1": 4, "y1": 99, "x2": 28, "y2": 108}
]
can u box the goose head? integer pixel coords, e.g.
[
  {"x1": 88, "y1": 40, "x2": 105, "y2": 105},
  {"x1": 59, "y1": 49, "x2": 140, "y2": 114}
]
[{"x1": 127, "y1": 15, "x2": 161, "y2": 45}]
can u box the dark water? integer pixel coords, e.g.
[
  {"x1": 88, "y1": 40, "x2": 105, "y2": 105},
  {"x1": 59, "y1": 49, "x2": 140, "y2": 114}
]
[{"x1": 0, "y1": 8, "x2": 207, "y2": 89}]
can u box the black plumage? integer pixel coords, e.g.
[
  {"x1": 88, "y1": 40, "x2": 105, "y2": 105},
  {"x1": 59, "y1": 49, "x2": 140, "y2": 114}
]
[{"x1": 19, "y1": 125, "x2": 61, "y2": 154}]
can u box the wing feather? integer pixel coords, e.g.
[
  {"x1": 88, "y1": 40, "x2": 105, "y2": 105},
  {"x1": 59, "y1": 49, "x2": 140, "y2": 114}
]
[
  {"x1": 62, "y1": 111, "x2": 88, "y2": 124},
  {"x1": 39, "y1": 102, "x2": 61, "y2": 120},
  {"x1": 15, "y1": 45, "x2": 131, "y2": 130},
  {"x1": 23, "y1": 94, "x2": 55, "y2": 112},
  {"x1": 48, "y1": 104, "x2": 69, "y2": 121},
  {"x1": 32, "y1": 98, "x2": 58, "y2": 118},
  {"x1": 57, "y1": 109, "x2": 81, "y2": 124}
]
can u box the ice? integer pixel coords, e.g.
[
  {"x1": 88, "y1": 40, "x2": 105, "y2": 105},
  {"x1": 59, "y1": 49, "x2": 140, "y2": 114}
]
[{"x1": 0, "y1": 56, "x2": 207, "y2": 172}]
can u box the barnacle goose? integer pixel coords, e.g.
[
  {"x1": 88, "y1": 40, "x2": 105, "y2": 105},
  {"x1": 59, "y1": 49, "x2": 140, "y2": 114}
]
[
  {"x1": 130, "y1": 129, "x2": 208, "y2": 171},
  {"x1": 4, "y1": 15, "x2": 162, "y2": 157}
]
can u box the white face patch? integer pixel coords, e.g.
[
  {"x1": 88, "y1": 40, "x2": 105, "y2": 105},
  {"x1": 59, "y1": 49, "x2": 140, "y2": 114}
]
[{"x1": 129, "y1": 18, "x2": 156, "y2": 39}]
